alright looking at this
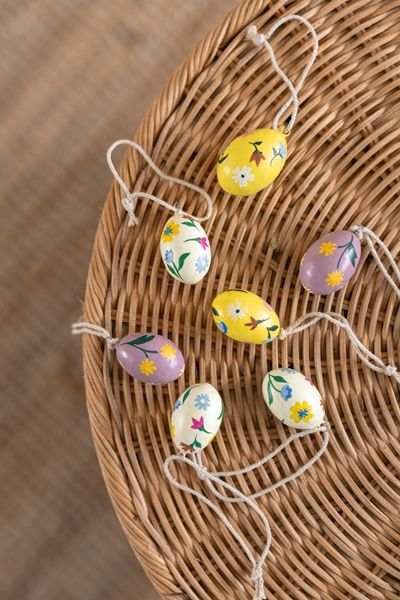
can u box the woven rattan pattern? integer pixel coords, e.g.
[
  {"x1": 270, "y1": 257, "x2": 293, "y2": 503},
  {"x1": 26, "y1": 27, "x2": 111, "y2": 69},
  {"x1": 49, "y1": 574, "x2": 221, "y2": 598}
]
[{"x1": 82, "y1": 1, "x2": 400, "y2": 598}]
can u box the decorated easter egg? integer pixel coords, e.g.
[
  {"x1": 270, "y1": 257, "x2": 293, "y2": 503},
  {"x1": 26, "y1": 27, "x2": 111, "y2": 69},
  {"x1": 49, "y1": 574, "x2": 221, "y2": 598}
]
[
  {"x1": 217, "y1": 128, "x2": 287, "y2": 196},
  {"x1": 262, "y1": 368, "x2": 324, "y2": 430},
  {"x1": 212, "y1": 290, "x2": 280, "y2": 344},
  {"x1": 116, "y1": 333, "x2": 184, "y2": 384},
  {"x1": 299, "y1": 230, "x2": 361, "y2": 295},
  {"x1": 160, "y1": 212, "x2": 211, "y2": 284},
  {"x1": 171, "y1": 383, "x2": 223, "y2": 453}
]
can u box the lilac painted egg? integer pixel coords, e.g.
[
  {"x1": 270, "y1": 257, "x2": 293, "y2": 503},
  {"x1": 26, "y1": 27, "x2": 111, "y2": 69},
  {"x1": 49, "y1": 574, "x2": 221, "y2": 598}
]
[
  {"x1": 299, "y1": 230, "x2": 361, "y2": 295},
  {"x1": 116, "y1": 333, "x2": 184, "y2": 384}
]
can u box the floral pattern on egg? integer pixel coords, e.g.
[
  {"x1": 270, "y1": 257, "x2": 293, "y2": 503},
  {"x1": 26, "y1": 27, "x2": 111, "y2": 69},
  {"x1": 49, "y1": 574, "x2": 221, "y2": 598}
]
[
  {"x1": 171, "y1": 383, "x2": 223, "y2": 453},
  {"x1": 217, "y1": 129, "x2": 287, "y2": 196},
  {"x1": 116, "y1": 333, "x2": 184, "y2": 385},
  {"x1": 300, "y1": 230, "x2": 361, "y2": 295},
  {"x1": 262, "y1": 368, "x2": 324, "y2": 430},
  {"x1": 212, "y1": 290, "x2": 280, "y2": 344},
  {"x1": 160, "y1": 213, "x2": 211, "y2": 284}
]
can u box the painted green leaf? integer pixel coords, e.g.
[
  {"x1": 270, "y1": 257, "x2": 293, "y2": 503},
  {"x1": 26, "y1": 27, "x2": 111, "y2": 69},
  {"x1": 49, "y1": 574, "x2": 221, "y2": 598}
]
[
  {"x1": 191, "y1": 437, "x2": 202, "y2": 449},
  {"x1": 268, "y1": 325, "x2": 279, "y2": 331},
  {"x1": 166, "y1": 264, "x2": 177, "y2": 277},
  {"x1": 254, "y1": 141, "x2": 262, "y2": 146},
  {"x1": 349, "y1": 245, "x2": 357, "y2": 267},
  {"x1": 182, "y1": 388, "x2": 191, "y2": 405},
  {"x1": 181, "y1": 220, "x2": 197, "y2": 228},
  {"x1": 184, "y1": 237, "x2": 201, "y2": 244},
  {"x1": 217, "y1": 404, "x2": 223, "y2": 420},
  {"x1": 200, "y1": 425, "x2": 212, "y2": 434},
  {"x1": 267, "y1": 381, "x2": 274, "y2": 405},
  {"x1": 211, "y1": 306, "x2": 219, "y2": 316},
  {"x1": 271, "y1": 375, "x2": 287, "y2": 383},
  {"x1": 178, "y1": 252, "x2": 191, "y2": 270},
  {"x1": 218, "y1": 154, "x2": 228, "y2": 164},
  {"x1": 127, "y1": 334, "x2": 155, "y2": 346}
]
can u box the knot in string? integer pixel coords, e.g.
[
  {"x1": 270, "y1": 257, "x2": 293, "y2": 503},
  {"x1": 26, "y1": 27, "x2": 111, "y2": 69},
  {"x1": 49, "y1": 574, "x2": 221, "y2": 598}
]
[
  {"x1": 251, "y1": 565, "x2": 266, "y2": 600},
  {"x1": 197, "y1": 464, "x2": 208, "y2": 481},
  {"x1": 352, "y1": 224, "x2": 364, "y2": 241},
  {"x1": 107, "y1": 139, "x2": 213, "y2": 227},
  {"x1": 246, "y1": 25, "x2": 266, "y2": 47},
  {"x1": 251, "y1": 565, "x2": 263, "y2": 582},
  {"x1": 245, "y1": 15, "x2": 318, "y2": 133},
  {"x1": 385, "y1": 365, "x2": 397, "y2": 377},
  {"x1": 121, "y1": 195, "x2": 139, "y2": 226}
]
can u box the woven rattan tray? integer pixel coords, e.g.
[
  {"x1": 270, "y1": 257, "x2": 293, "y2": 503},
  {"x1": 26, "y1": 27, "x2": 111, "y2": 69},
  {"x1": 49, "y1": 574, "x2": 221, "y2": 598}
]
[{"x1": 81, "y1": 1, "x2": 400, "y2": 598}]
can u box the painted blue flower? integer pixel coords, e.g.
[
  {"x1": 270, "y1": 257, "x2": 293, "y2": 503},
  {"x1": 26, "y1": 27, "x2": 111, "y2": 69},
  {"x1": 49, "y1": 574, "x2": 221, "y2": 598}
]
[
  {"x1": 280, "y1": 384, "x2": 293, "y2": 401},
  {"x1": 298, "y1": 408, "x2": 309, "y2": 420},
  {"x1": 173, "y1": 399, "x2": 181, "y2": 412},
  {"x1": 195, "y1": 254, "x2": 209, "y2": 274},
  {"x1": 217, "y1": 321, "x2": 228, "y2": 334},
  {"x1": 280, "y1": 368, "x2": 297, "y2": 374},
  {"x1": 194, "y1": 393, "x2": 211, "y2": 410},
  {"x1": 164, "y1": 249, "x2": 174, "y2": 264},
  {"x1": 279, "y1": 142, "x2": 287, "y2": 159}
]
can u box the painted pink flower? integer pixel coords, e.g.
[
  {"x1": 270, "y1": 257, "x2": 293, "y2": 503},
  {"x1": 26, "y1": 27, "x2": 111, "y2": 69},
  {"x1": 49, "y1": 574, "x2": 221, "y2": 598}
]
[
  {"x1": 200, "y1": 236, "x2": 209, "y2": 250},
  {"x1": 191, "y1": 416, "x2": 204, "y2": 430}
]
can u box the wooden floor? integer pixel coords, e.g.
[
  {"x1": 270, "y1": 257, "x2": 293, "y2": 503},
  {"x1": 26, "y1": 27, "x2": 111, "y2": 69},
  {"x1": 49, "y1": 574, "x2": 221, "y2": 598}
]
[{"x1": 0, "y1": 1, "x2": 235, "y2": 598}]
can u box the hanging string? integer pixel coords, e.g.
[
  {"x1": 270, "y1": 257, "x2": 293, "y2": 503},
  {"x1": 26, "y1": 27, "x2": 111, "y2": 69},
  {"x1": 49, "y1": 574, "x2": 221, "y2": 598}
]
[
  {"x1": 164, "y1": 453, "x2": 271, "y2": 600},
  {"x1": 164, "y1": 424, "x2": 329, "y2": 599},
  {"x1": 246, "y1": 14, "x2": 319, "y2": 134},
  {"x1": 107, "y1": 139, "x2": 213, "y2": 227},
  {"x1": 280, "y1": 312, "x2": 400, "y2": 383},
  {"x1": 197, "y1": 423, "x2": 329, "y2": 501},
  {"x1": 352, "y1": 225, "x2": 400, "y2": 299},
  {"x1": 71, "y1": 321, "x2": 119, "y2": 350}
]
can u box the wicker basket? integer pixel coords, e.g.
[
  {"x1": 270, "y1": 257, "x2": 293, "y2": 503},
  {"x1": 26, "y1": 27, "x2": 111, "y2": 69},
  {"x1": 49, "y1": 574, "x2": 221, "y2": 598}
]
[{"x1": 81, "y1": 1, "x2": 400, "y2": 598}]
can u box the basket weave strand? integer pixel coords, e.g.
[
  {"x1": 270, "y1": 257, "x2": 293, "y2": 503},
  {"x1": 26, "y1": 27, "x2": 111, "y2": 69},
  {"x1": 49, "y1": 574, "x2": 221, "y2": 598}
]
[{"x1": 82, "y1": 1, "x2": 400, "y2": 598}]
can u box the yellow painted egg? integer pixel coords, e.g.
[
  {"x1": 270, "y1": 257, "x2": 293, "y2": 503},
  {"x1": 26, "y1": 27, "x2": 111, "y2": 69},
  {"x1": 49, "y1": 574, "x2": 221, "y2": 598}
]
[
  {"x1": 217, "y1": 128, "x2": 287, "y2": 196},
  {"x1": 211, "y1": 290, "x2": 280, "y2": 344}
]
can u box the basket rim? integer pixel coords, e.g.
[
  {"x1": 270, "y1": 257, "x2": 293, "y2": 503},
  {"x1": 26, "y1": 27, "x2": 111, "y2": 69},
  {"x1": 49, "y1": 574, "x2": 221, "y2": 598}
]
[{"x1": 82, "y1": 0, "x2": 276, "y2": 593}]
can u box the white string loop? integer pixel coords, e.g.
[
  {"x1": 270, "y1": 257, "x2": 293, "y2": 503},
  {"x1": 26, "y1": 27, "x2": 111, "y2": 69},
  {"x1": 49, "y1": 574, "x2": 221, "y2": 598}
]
[
  {"x1": 352, "y1": 225, "x2": 400, "y2": 299},
  {"x1": 197, "y1": 424, "x2": 329, "y2": 502},
  {"x1": 280, "y1": 312, "x2": 400, "y2": 384},
  {"x1": 164, "y1": 424, "x2": 329, "y2": 599},
  {"x1": 164, "y1": 453, "x2": 271, "y2": 600},
  {"x1": 71, "y1": 321, "x2": 119, "y2": 350},
  {"x1": 107, "y1": 139, "x2": 213, "y2": 227},
  {"x1": 247, "y1": 14, "x2": 318, "y2": 133}
]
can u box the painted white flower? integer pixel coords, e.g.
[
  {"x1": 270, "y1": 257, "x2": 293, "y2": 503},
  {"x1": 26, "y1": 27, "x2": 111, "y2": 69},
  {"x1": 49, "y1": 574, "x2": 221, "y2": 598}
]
[
  {"x1": 232, "y1": 166, "x2": 255, "y2": 188},
  {"x1": 227, "y1": 301, "x2": 248, "y2": 320}
]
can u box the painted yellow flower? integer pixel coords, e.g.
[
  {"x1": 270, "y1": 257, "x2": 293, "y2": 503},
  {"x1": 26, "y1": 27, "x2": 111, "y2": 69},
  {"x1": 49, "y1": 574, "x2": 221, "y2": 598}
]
[
  {"x1": 326, "y1": 270, "x2": 344, "y2": 287},
  {"x1": 170, "y1": 423, "x2": 176, "y2": 439},
  {"x1": 319, "y1": 241, "x2": 337, "y2": 256},
  {"x1": 162, "y1": 220, "x2": 180, "y2": 242},
  {"x1": 290, "y1": 401, "x2": 314, "y2": 423},
  {"x1": 160, "y1": 343, "x2": 177, "y2": 362},
  {"x1": 139, "y1": 358, "x2": 157, "y2": 376}
]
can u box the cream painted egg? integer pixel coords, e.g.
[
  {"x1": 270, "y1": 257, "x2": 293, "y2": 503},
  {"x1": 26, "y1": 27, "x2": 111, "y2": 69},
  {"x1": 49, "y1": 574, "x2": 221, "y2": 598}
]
[
  {"x1": 171, "y1": 383, "x2": 223, "y2": 453},
  {"x1": 262, "y1": 368, "x2": 324, "y2": 430},
  {"x1": 217, "y1": 128, "x2": 287, "y2": 196},
  {"x1": 160, "y1": 212, "x2": 211, "y2": 284},
  {"x1": 211, "y1": 290, "x2": 280, "y2": 344}
]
